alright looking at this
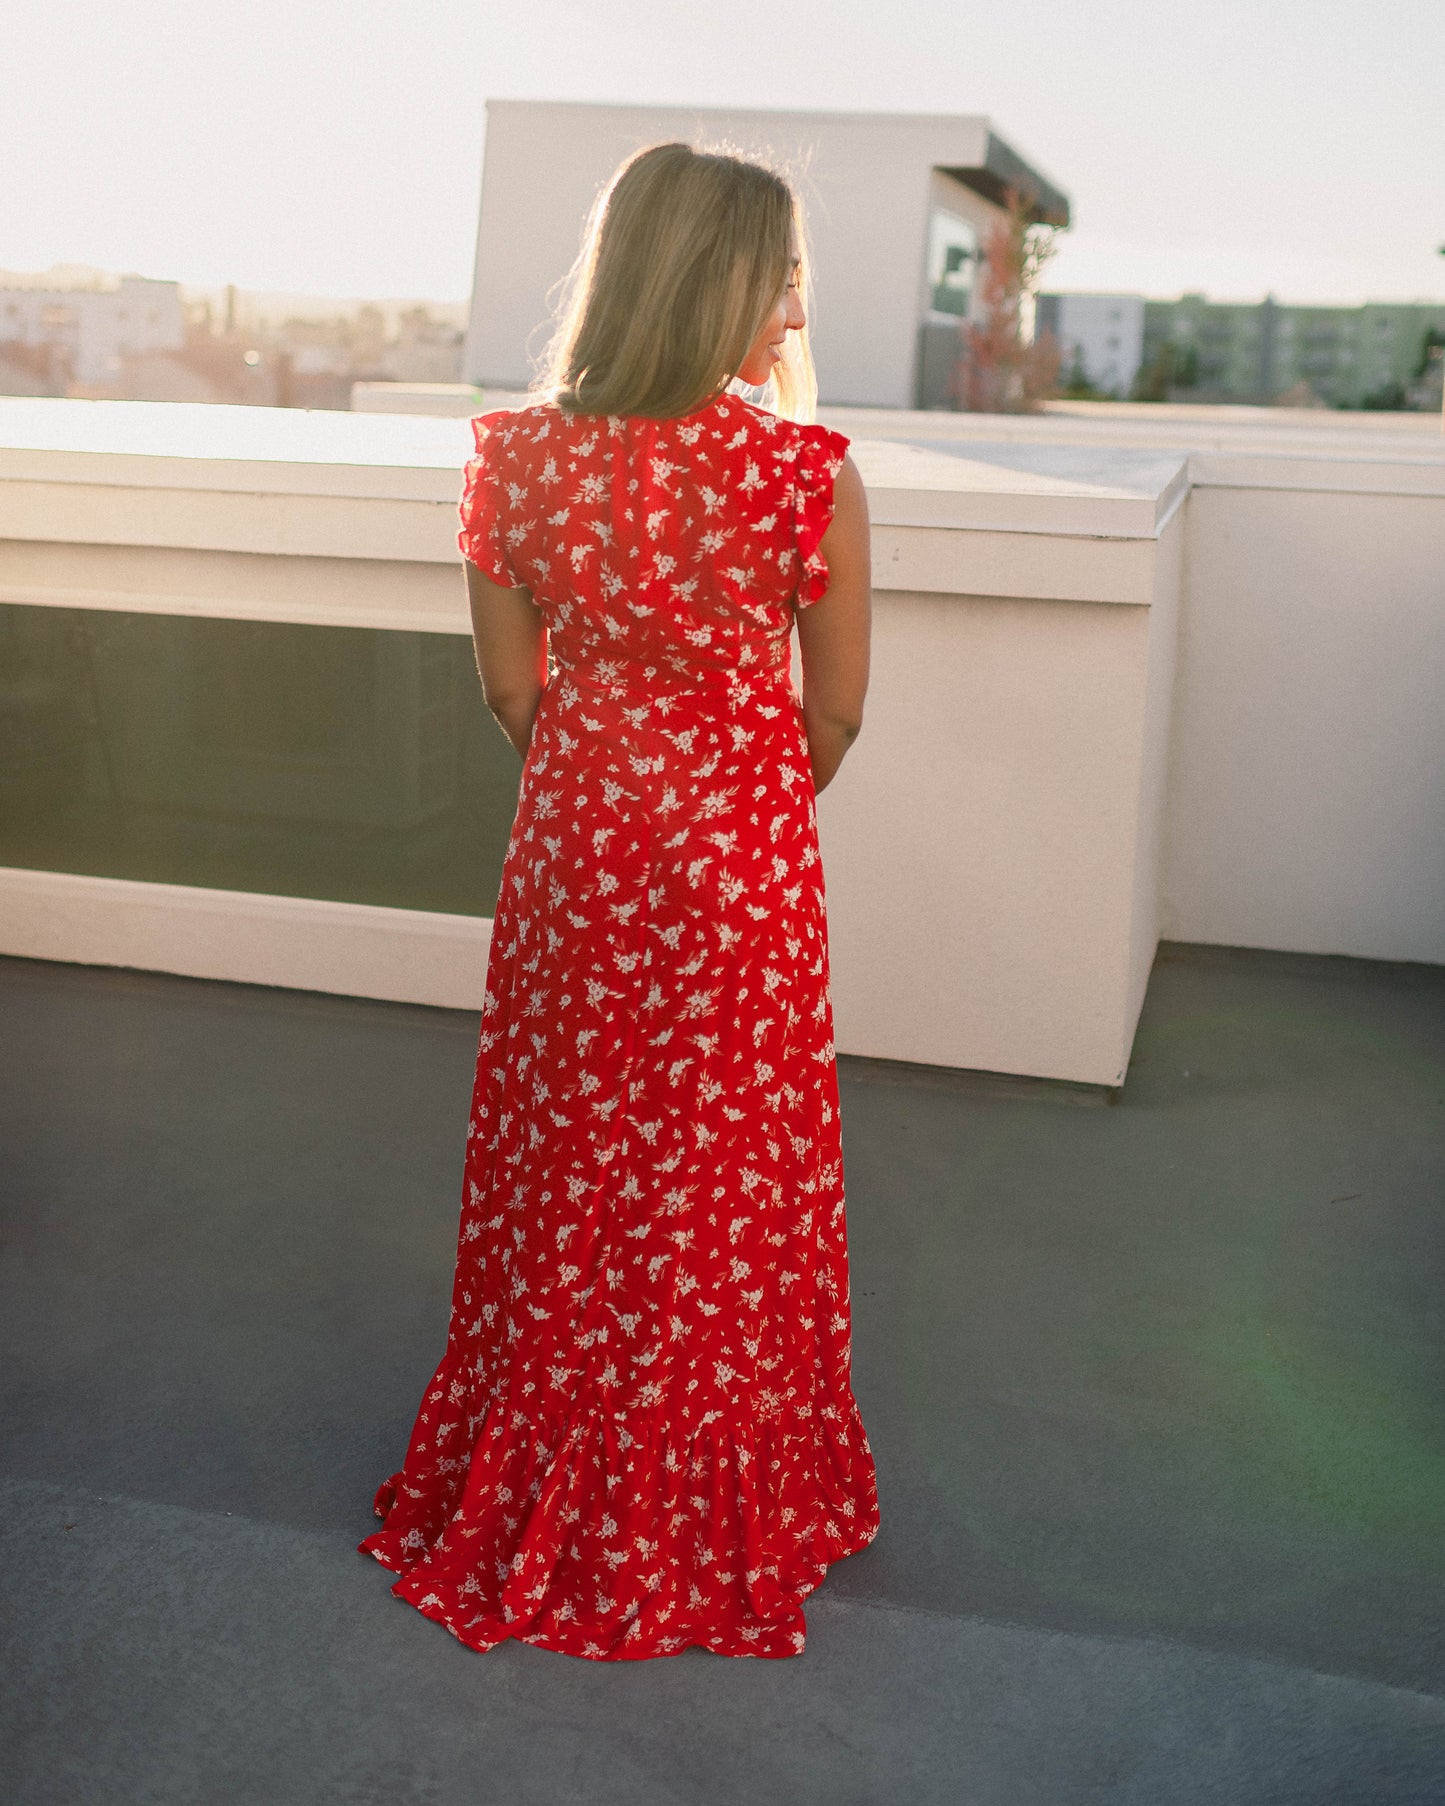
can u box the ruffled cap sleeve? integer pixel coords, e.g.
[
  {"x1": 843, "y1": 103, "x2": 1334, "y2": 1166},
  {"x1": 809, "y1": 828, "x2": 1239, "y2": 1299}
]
[
  {"x1": 457, "y1": 409, "x2": 524, "y2": 587},
  {"x1": 793, "y1": 422, "x2": 851, "y2": 608}
]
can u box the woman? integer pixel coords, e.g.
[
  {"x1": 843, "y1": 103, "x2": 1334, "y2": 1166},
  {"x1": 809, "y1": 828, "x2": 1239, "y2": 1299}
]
[{"x1": 361, "y1": 141, "x2": 877, "y2": 1660}]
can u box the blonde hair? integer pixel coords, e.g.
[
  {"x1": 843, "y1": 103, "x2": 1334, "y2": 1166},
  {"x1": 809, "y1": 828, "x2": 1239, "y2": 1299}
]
[{"x1": 534, "y1": 141, "x2": 817, "y2": 422}]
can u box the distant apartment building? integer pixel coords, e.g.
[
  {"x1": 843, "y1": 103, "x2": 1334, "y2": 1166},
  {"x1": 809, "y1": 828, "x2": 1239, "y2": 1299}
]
[
  {"x1": 465, "y1": 100, "x2": 1069, "y2": 409},
  {"x1": 1033, "y1": 293, "x2": 1145, "y2": 398},
  {"x1": 0, "y1": 270, "x2": 184, "y2": 393},
  {"x1": 1030, "y1": 291, "x2": 1445, "y2": 408},
  {"x1": 1137, "y1": 294, "x2": 1445, "y2": 407}
]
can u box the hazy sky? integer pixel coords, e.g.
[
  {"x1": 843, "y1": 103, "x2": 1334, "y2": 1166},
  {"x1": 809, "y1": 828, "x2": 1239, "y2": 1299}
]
[{"x1": 7, "y1": 0, "x2": 1443, "y2": 305}]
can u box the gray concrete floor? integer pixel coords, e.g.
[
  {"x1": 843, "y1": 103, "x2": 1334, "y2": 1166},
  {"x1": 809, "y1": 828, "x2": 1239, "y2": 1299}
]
[{"x1": 1, "y1": 943, "x2": 1442, "y2": 1805}]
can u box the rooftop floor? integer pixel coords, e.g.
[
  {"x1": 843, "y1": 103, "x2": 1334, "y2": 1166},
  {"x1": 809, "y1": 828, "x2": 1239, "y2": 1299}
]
[{"x1": 2, "y1": 944, "x2": 1442, "y2": 1804}]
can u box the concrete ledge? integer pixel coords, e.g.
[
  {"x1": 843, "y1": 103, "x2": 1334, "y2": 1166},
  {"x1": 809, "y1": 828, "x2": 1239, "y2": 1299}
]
[
  {"x1": 0, "y1": 398, "x2": 1190, "y2": 611},
  {"x1": 0, "y1": 396, "x2": 1192, "y2": 1080},
  {"x1": 0, "y1": 867, "x2": 491, "y2": 1009}
]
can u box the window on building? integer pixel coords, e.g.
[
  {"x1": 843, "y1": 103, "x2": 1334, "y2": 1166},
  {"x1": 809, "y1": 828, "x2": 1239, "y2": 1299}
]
[{"x1": 925, "y1": 208, "x2": 979, "y2": 319}]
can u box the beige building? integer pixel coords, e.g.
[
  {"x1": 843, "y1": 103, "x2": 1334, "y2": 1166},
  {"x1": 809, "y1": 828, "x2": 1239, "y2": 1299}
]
[
  {"x1": 0, "y1": 269, "x2": 185, "y2": 392},
  {"x1": 463, "y1": 100, "x2": 1069, "y2": 410}
]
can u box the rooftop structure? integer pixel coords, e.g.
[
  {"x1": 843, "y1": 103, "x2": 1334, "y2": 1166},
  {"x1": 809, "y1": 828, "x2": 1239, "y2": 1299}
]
[{"x1": 464, "y1": 100, "x2": 1070, "y2": 410}]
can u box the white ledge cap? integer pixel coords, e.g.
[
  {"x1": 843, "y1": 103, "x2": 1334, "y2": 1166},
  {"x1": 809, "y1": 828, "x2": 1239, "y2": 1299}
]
[
  {"x1": 0, "y1": 396, "x2": 1189, "y2": 540},
  {"x1": 851, "y1": 437, "x2": 1189, "y2": 537}
]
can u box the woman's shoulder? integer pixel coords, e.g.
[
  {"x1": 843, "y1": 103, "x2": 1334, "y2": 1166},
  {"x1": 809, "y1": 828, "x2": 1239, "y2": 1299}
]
[
  {"x1": 469, "y1": 398, "x2": 558, "y2": 449},
  {"x1": 471, "y1": 396, "x2": 630, "y2": 457},
  {"x1": 718, "y1": 399, "x2": 852, "y2": 491},
  {"x1": 725, "y1": 397, "x2": 850, "y2": 477}
]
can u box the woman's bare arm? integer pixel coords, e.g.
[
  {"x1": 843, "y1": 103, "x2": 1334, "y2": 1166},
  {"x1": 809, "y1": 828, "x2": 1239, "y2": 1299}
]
[
  {"x1": 795, "y1": 453, "x2": 871, "y2": 794},
  {"x1": 464, "y1": 560, "x2": 549, "y2": 757}
]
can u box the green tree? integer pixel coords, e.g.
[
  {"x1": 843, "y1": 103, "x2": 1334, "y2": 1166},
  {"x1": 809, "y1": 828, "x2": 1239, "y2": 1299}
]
[
  {"x1": 1129, "y1": 340, "x2": 1196, "y2": 402},
  {"x1": 1360, "y1": 378, "x2": 1407, "y2": 411},
  {"x1": 1061, "y1": 347, "x2": 1105, "y2": 400},
  {"x1": 1414, "y1": 326, "x2": 1445, "y2": 379}
]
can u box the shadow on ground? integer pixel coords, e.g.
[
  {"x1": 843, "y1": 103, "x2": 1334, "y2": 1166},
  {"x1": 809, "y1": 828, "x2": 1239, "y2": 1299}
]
[{"x1": 1, "y1": 944, "x2": 1442, "y2": 1805}]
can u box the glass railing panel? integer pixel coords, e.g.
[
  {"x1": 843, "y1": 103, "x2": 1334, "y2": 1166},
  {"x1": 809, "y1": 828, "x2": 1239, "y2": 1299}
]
[{"x1": 0, "y1": 603, "x2": 519, "y2": 915}]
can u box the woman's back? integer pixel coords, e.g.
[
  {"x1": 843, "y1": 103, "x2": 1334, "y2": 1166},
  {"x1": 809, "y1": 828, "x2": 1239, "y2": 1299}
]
[{"x1": 459, "y1": 390, "x2": 848, "y2": 690}]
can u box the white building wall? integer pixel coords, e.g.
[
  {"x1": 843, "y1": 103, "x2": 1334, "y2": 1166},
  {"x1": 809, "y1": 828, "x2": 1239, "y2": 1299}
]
[
  {"x1": 1046, "y1": 293, "x2": 1145, "y2": 398},
  {"x1": 464, "y1": 101, "x2": 1063, "y2": 410}
]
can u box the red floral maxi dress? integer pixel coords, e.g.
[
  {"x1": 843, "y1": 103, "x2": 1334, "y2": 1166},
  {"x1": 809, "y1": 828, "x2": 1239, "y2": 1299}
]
[{"x1": 360, "y1": 388, "x2": 880, "y2": 1659}]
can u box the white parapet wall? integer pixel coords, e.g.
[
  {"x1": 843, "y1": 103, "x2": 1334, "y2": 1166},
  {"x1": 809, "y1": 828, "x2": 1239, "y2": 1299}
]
[
  {"x1": 0, "y1": 396, "x2": 1440, "y2": 1086},
  {"x1": 820, "y1": 402, "x2": 1445, "y2": 971},
  {"x1": 804, "y1": 436, "x2": 1187, "y2": 1084}
]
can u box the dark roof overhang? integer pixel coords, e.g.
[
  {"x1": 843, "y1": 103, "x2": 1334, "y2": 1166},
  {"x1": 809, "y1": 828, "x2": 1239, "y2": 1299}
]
[{"x1": 940, "y1": 132, "x2": 1071, "y2": 228}]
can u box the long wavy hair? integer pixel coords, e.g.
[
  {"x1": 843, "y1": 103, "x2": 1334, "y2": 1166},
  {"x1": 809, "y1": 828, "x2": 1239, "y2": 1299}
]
[{"x1": 534, "y1": 141, "x2": 817, "y2": 423}]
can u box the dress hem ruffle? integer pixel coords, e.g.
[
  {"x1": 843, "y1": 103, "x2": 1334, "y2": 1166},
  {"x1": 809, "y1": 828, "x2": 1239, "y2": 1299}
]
[
  {"x1": 357, "y1": 1382, "x2": 880, "y2": 1661},
  {"x1": 361, "y1": 1521, "x2": 878, "y2": 1662}
]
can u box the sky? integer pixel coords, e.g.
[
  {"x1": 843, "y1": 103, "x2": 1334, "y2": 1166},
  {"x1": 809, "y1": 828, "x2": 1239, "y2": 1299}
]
[{"x1": 6, "y1": 0, "x2": 1444, "y2": 307}]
